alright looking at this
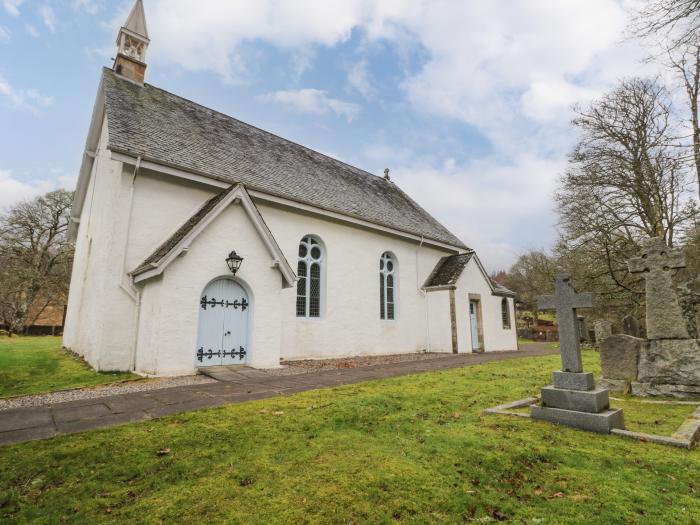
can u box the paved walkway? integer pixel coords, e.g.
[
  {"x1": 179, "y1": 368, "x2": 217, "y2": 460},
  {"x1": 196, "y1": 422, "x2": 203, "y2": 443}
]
[{"x1": 0, "y1": 345, "x2": 556, "y2": 446}]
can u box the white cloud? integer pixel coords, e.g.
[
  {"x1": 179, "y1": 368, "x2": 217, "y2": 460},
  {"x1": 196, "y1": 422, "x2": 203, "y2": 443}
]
[
  {"x1": 0, "y1": 75, "x2": 54, "y2": 115},
  {"x1": 2, "y1": 0, "x2": 23, "y2": 16},
  {"x1": 125, "y1": 0, "x2": 666, "y2": 267},
  {"x1": 258, "y1": 89, "x2": 359, "y2": 122},
  {"x1": 393, "y1": 154, "x2": 565, "y2": 272},
  {"x1": 25, "y1": 24, "x2": 39, "y2": 38},
  {"x1": 348, "y1": 60, "x2": 373, "y2": 98},
  {"x1": 0, "y1": 169, "x2": 67, "y2": 211},
  {"x1": 38, "y1": 4, "x2": 56, "y2": 33},
  {"x1": 0, "y1": 25, "x2": 10, "y2": 43},
  {"x1": 71, "y1": 0, "x2": 100, "y2": 15}
]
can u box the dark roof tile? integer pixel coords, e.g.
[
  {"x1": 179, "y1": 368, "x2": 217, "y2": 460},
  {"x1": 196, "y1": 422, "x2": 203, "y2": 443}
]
[
  {"x1": 423, "y1": 253, "x2": 474, "y2": 288},
  {"x1": 102, "y1": 69, "x2": 467, "y2": 249}
]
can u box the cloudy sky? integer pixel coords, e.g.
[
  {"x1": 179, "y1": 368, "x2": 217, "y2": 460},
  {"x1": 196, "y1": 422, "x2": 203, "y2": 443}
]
[{"x1": 0, "y1": 0, "x2": 659, "y2": 270}]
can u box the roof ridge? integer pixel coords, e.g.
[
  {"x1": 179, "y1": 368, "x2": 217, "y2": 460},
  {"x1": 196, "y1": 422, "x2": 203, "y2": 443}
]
[
  {"x1": 106, "y1": 68, "x2": 389, "y2": 183},
  {"x1": 101, "y1": 68, "x2": 469, "y2": 249}
]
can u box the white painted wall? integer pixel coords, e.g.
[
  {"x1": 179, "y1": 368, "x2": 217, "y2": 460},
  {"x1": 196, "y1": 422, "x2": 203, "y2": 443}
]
[
  {"x1": 453, "y1": 259, "x2": 517, "y2": 352},
  {"x1": 125, "y1": 170, "x2": 216, "y2": 272},
  {"x1": 63, "y1": 118, "x2": 140, "y2": 371},
  {"x1": 66, "y1": 141, "x2": 516, "y2": 375},
  {"x1": 426, "y1": 290, "x2": 452, "y2": 353},
  {"x1": 258, "y1": 202, "x2": 452, "y2": 361},
  {"x1": 135, "y1": 203, "x2": 283, "y2": 375}
]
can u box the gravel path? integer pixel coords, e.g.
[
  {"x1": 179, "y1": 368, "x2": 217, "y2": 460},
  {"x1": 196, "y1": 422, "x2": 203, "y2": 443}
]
[
  {"x1": 267, "y1": 352, "x2": 457, "y2": 376},
  {"x1": 0, "y1": 375, "x2": 216, "y2": 411}
]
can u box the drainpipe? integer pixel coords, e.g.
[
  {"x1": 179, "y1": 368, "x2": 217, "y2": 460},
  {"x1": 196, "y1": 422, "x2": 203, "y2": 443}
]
[
  {"x1": 417, "y1": 236, "x2": 431, "y2": 353},
  {"x1": 126, "y1": 156, "x2": 142, "y2": 372}
]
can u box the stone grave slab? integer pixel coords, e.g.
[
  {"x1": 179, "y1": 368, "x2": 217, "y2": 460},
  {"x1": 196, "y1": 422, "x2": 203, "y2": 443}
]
[{"x1": 600, "y1": 334, "x2": 645, "y2": 381}]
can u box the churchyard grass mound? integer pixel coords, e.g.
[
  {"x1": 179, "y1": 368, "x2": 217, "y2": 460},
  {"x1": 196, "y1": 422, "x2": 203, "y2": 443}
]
[
  {"x1": 1, "y1": 351, "x2": 698, "y2": 524},
  {"x1": 0, "y1": 337, "x2": 138, "y2": 398}
]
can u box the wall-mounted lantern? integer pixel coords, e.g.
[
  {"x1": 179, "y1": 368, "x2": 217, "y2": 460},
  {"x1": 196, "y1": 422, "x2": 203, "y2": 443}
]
[{"x1": 226, "y1": 250, "x2": 244, "y2": 275}]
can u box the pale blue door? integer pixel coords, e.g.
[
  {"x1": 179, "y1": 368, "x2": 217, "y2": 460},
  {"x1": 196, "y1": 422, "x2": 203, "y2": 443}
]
[
  {"x1": 470, "y1": 301, "x2": 481, "y2": 351},
  {"x1": 196, "y1": 279, "x2": 249, "y2": 366}
]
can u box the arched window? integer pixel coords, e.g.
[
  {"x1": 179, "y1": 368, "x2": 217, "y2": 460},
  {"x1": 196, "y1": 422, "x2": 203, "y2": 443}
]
[
  {"x1": 380, "y1": 252, "x2": 397, "y2": 320},
  {"x1": 297, "y1": 236, "x2": 324, "y2": 318},
  {"x1": 501, "y1": 298, "x2": 511, "y2": 329}
]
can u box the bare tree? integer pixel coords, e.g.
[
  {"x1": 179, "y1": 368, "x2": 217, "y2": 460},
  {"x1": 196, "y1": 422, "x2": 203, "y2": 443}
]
[
  {"x1": 0, "y1": 190, "x2": 74, "y2": 335},
  {"x1": 556, "y1": 78, "x2": 696, "y2": 318},
  {"x1": 502, "y1": 250, "x2": 559, "y2": 324},
  {"x1": 633, "y1": 0, "x2": 700, "y2": 49},
  {"x1": 665, "y1": 43, "x2": 700, "y2": 200}
]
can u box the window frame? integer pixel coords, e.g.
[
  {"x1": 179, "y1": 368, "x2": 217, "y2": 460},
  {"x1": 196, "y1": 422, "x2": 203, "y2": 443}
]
[
  {"x1": 296, "y1": 235, "x2": 325, "y2": 319},
  {"x1": 501, "y1": 297, "x2": 511, "y2": 329},
  {"x1": 380, "y1": 252, "x2": 398, "y2": 321}
]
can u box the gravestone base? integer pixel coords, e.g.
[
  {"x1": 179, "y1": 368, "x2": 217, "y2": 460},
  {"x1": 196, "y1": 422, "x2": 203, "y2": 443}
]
[
  {"x1": 530, "y1": 405, "x2": 624, "y2": 434},
  {"x1": 637, "y1": 339, "x2": 700, "y2": 386},
  {"x1": 531, "y1": 371, "x2": 624, "y2": 434},
  {"x1": 631, "y1": 382, "x2": 700, "y2": 398},
  {"x1": 598, "y1": 378, "x2": 630, "y2": 393},
  {"x1": 541, "y1": 385, "x2": 610, "y2": 413},
  {"x1": 552, "y1": 371, "x2": 594, "y2": 391}
]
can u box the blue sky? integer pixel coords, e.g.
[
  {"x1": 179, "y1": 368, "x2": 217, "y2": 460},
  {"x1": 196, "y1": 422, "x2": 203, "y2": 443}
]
[{"x1": 0, "y1": 0, "x2": 657, "y2": 270}]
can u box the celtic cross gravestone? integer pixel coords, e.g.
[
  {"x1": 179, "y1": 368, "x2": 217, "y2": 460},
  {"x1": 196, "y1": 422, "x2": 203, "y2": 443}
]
[{"x1": 628, "y1": 237, "x2": 689, "y2": 340}]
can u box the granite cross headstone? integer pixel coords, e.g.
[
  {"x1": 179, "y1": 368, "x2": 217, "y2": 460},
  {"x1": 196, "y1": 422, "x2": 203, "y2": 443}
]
[
  {"x1": 538, "y1": 273, "x2": 594, "y2": 373},
  {"x1": 532, "y1": 274, "x2": 624, "y2": 433},
  {"x1": 628, "y1": 237, "x2": 689, "y2": 340}
]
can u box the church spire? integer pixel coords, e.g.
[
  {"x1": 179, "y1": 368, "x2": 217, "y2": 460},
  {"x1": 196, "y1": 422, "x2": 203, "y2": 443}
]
[{"x1": 113, "y1": 0, "x2": 150, "y2": 84}]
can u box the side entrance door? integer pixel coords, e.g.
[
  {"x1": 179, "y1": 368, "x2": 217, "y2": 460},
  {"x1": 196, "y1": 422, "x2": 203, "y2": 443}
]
[
  {"x1": 469, "y1": 300, "x2": 482, "y2": 352},
  {"x1": 196, "y1": 279, "x2": 250, "y2": 366}
]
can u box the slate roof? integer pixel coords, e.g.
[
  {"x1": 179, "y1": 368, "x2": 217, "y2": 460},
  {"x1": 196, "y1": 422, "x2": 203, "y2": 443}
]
[
  {"x1": 491, "y1": 281, "x2": 516, "y2": 298},
  {"x1": 130, "y1": 185, "x2": 236, "y2": 275},
  {"x1": 423, "y1": 252, "x2": 517, "y2": 297},
  {"x1": 423, "y1": 252, "x2": 474, "y2": 288},
  {"x1": 102, "y1": 69, "x2": 467, "y2": 249}
]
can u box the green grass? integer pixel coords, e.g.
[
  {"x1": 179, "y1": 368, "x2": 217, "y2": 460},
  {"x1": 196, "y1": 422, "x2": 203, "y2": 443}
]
[
  {"x1": 518, "y1": 337, "x2": 537, "y2": 345},
  {"x1": 0, "y1": 337, "x2": 138, "y2": 398},
  {"x1": 1, "y1": 352, "x2": 699, "y2": 524},
  {"x1": 517, "y1": 338, "x2": 561, "y2": 350}
]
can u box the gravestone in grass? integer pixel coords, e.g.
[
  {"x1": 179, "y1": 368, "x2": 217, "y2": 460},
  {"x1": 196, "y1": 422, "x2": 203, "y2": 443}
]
[
  {"x1": 530, "y1": 273, "x2": 625, "y2": 433},
  {"x1": 628, "y1": 238, "x2": 689, "y2": 340}
]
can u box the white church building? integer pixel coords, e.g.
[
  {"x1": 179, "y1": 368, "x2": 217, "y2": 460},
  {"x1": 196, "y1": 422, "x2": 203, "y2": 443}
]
[{"x1": 63, "y1": 0, "x2": 517, "y2": 376}]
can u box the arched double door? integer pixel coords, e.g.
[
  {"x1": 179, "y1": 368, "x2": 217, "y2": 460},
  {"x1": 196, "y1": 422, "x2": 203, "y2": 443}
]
[{"x1": 196, "y1": 278, "x2": 250, "y2": 366}]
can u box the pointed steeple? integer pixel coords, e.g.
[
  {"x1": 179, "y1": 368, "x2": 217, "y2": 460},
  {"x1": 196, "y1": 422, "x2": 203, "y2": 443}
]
[
  {"x1": 113, "y1": 0, "x2": 150, "y2": 84},
  {"x1": 124, "y1": 0, "x2": 149, "y2": 39}
]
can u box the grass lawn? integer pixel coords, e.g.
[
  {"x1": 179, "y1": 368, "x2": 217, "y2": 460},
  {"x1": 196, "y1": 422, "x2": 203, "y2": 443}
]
[
  {"x1": 519, "y1": 338, "x2": 560, "y2": 351},
  {"x1": 1, "y1": 352, "x2": 699, "y2": 524},
  {"x1": 0, "y1": 337, "x2": 138, "y2": 398}
]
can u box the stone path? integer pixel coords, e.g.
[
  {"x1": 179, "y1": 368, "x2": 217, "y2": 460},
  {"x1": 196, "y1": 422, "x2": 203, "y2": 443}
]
[{"x1": 0, "y1": 345, "x2": 556, "y2": 447}]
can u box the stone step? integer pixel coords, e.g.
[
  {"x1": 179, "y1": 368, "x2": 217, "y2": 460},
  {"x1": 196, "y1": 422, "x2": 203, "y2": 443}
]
[
  {"x1": 541, "y1": 385, "x2": 610, "y2": 413},
  {"x1": 530, "y1": 405, "x2": 624, "y2": 434},
  {"x1": 552, "y1": 371, "x2": 594, "y2": 391}
]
